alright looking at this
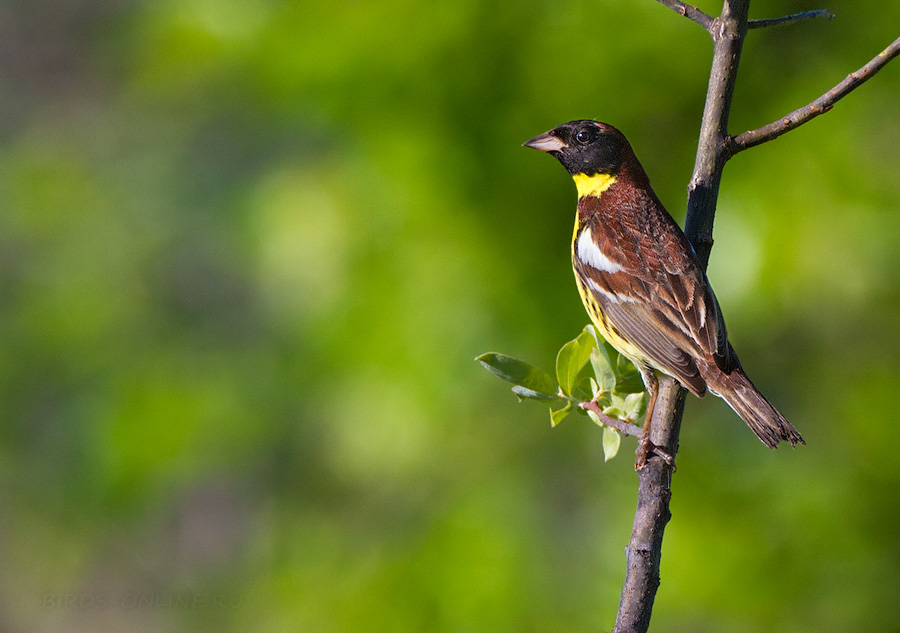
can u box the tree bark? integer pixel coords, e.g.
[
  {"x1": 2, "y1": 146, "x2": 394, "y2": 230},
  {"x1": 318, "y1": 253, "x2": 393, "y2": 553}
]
[{"x1": 613, "y1": 376, "x2": 685, "y2": 633}]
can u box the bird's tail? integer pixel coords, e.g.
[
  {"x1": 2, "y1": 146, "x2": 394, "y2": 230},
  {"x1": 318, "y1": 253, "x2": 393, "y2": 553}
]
[{"x1": 706, "y1": 368, "x2": 804, "y2": 448}]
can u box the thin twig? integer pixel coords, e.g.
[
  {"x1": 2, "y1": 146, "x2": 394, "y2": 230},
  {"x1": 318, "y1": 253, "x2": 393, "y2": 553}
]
[
  {"x1": 748, "y1": 9, "x2": 834, "y2": 29},
  {"x1": 731, "y1": 36, "x2": 900, "y2": 154},
  {"x1": 653, "y1": 0, "x2": 714, "y2": 32},
  {"x1": 580, "y1": 401, "x2": 642, "y2": 438}
]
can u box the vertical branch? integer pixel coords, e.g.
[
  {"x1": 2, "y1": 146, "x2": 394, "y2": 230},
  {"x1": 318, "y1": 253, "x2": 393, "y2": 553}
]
[
  {"x1": 685, "y1": 0, "x2": 750, "y2": 265},
  {"x1": 613, "y1": 2, "x2": 750, "y2": 632},
  {"x1": 613, "y1": 377, "x2": 686, "y2": 633}
]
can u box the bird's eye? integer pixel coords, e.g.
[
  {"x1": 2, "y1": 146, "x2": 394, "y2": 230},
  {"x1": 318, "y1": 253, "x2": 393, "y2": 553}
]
[{"x1": 575, "y1": 129, "x2": 594, "y2": 145}]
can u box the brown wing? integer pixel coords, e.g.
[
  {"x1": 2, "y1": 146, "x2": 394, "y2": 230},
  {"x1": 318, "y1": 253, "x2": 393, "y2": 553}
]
[{"x1": 574, "y1": 191, "x2": 735, "y2": 395}]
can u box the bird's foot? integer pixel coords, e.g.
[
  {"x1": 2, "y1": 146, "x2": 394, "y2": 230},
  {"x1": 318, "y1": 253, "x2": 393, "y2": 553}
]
[{"x1": 635, "y1": 437, "x2": 676, "y2": 471}]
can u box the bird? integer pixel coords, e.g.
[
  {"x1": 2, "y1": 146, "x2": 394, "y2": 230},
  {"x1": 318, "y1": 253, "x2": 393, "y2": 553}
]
[{"x1": 523, "y1": 120, "x2": 803, "y2": 467}]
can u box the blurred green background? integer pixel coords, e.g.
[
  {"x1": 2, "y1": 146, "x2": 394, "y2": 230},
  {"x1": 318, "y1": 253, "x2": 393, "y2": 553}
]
[{"x1": 1, "y1": 0, "x2": 898, "y2": 631}]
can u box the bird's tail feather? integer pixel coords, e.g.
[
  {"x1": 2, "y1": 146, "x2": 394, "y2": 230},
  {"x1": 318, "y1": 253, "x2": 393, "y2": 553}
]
[{"x1": 707, "y1": 368, "x2": 804, "y2": 448}]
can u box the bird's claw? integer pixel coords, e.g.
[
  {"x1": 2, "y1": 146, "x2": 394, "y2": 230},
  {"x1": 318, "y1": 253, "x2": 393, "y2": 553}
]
[{"x1": 635, "y1": 437, "x2": 676, "y2": 471}]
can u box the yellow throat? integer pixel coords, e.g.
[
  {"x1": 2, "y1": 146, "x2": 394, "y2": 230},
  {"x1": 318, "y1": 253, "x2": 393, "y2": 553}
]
[{"x1": 572, "y1": 172, "x2": 617, "y2": 198}]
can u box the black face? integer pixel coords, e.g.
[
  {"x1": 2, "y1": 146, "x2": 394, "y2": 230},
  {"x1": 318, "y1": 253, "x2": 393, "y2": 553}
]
[{"x1": 523, "y1": 120, "x2": 626, "y2": 176}]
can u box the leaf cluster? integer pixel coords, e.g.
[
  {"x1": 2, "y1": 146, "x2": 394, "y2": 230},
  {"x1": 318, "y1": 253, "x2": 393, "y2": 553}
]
[{"x1": 477, "y1": 326, "x2": 647, "y2": 461}]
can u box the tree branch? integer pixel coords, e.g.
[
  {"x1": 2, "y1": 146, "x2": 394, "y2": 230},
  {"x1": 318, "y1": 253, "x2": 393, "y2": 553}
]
[
  {"x1": 748, "y1": 9, "x2": 834, "y2": 29},
  {"x1": 580, "y1": 401, "x2": 642, "y2": 438},
  {"x1": 684, "y1": 0, "x2": 750, "y2": 269},
  {"x1": 614, "y1": 377, "x2": 686, "y2": 633},
  {"x1": 614, "y1": 2, "x2": 751, "y2": 632},
  {"x1": 730, "y1": 36, "x2": 900, "y2": 154},
  {"x1": 653, "y1": 0, "x2": 714, "y2": 33}
]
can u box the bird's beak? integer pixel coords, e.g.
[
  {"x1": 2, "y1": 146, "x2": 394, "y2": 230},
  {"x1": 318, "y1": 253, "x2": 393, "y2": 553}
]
[{"x1": 522, "y1": 131, "x2": 567, "y2": 153}]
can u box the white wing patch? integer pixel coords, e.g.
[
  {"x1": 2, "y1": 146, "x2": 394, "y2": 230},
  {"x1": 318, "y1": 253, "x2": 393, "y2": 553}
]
[{"x1": 577, "y1": 228, "x2": 623, "y2": 274}]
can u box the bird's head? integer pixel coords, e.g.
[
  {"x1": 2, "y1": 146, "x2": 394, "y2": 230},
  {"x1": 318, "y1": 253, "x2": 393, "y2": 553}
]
[
  {"x1": 524, "y1": 120, "x2": 647, "y2": 198},
  {"x1": 523, "y1": 120, "x2": 629, "y2": 177}
]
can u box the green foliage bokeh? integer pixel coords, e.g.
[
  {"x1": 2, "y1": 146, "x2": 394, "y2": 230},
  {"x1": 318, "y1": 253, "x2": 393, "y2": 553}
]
[{"x1": 2, "y1": 1, "x2": 899, "y2": 631}]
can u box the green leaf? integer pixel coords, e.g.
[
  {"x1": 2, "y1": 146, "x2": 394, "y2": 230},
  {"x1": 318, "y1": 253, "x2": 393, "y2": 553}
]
[
  {"x1": 624, "y1": 392, "x2": 646, "y2": 422},
  {"x1": 571, "y1": 377, "x2": 593, "y2": 403},
  {"x1": 600, "y1": 340, "x2": 620, "y2": 362},
  {"x1": 602, "y1": 426, "x2": 621, "y2": 461},
  {"x1": 556, "y1": 330, "x2": 596, "y2": 397},
  {"x1": 585, "y1": 407, "x2": 603, "y2": 427},
  {"x1": 476, "y1": 353, "x2": 557, "y2": 395},
  {"x1": 603, "y1": 405, "x2": 625, "y2": 419},
  {"x1": 603, "y1": 395, "x2": 627, "y2": 420},
  {"x1": 590, "y1": 346, "x2": 617, "y2": 395},
  {"x1": 617, "y1": 352, "x2": 637, "y2": 376},
  {"x1": 615, "y1": 369, "x2": 645, "y2": 395},
  {"x1": 609, "y1": 393, "x2": 626, "y2": 411},
  {"x1": 550, "y1": 402, "x2": 575, "y2": 427},
  {"x1": 511, "y1": 385, "x2": 565, "y2": 403},
  {"x1": 586, "y1": 378, "x2": 613, "y2": 408}
]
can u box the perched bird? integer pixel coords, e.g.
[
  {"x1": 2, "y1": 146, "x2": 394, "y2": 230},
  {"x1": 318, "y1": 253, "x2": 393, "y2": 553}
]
[{"x1": 523, "y1": 120, "x2": 803, "y2": 466}]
